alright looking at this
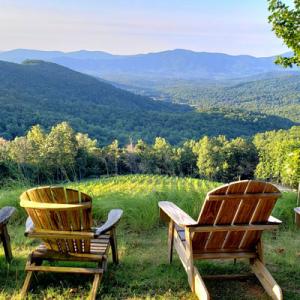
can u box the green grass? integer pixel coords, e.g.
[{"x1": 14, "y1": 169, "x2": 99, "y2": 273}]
[{"x1": 0, "y1": 175, "x2": 299, "y2": 299}]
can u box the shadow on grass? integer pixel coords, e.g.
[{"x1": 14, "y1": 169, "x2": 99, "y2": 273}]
[
  {"x1": 0, "y1": 182, "x2": 298, "y2": 299},
  {"x1": 0, "y1": 230, "x2": 270, "y2": 300}
]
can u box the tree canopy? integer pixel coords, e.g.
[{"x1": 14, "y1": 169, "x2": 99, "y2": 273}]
[
  {"x1": 268, "y1": 0, "x2": 300, "y2": 67},
  {"x1": 1, "y1": 122, "x2": 299, "y2": 188}
]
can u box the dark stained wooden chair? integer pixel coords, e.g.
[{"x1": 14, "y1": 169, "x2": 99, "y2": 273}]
[
  {"x1": 20, "y1": 186, "x2": 123, "y2": 300},
  {"x1": 0, "y1": 206, "x2": 16, "y2": 262},
  {"x1": 159, "y1": 180, "x2": 283, "y2": 300}
]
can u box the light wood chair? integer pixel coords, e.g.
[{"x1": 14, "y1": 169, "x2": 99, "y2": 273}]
[
  {"x1": 20, "y1": 186, "x2": 123, "y2": 300},
  {"x1": 159, "y1": 180, "x2": 283, "y2": 300}
]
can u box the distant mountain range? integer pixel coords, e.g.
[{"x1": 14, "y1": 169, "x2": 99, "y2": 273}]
[
  {"x1": 0, "y1": 59, "x2": 294, "y2": 145},
  {"x1": 0, "y1": 49, "x2": 296, "y2": 80}
]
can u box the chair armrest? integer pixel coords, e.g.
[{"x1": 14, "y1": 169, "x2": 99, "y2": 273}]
[
  {"x1": 294, "y1": 207, "x2": 300, "y2": 215},
  {"x1": 25, "y1": 217, "x2": 35, "y2": 235},
  {"x1": 0, "y1": 206, "x2": 16, "y2": 225},
  {"x1": 158, "y1": 201, "x2": 197, "y2": 227},
  {"x1": 268, "y1": 215, "x2": 282, "y2": 225},
  {"x1": 95, "y1": 209, "x2": 123, "y2": 236}
]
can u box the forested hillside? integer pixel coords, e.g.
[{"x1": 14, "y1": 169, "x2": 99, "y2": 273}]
[
  {"x1": 0, "y1": 60, "x2": 294, "y2": 145},
  {"x1": 1, "y1": 122, "x2": 298, "y2": 188},
  {"x1": 171, "y1": 74, "x2": 300, "y2": 122},
  {"x1": 1, "y1": 49, "x2": 299, "y2": 124},
  {"x1": 126, "y1": 73, "x2": 300, "y2": 123}
]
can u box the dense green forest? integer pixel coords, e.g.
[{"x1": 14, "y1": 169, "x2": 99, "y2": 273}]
[
  {"x1": 1, "y1": 122, "x2": 299, "y2": 188},
  {"x1": 120, "y1": 73, "x2": 300, "y2": 123},
  {"x1": 254, "y1": 126, "x2": 300, "y2": 187},
  {"x1": 0, "y1": 59, "x2": 298, "y2": 189},
  {"x1": 0, "y1": 60, "x2": 295, "y2": 145}
]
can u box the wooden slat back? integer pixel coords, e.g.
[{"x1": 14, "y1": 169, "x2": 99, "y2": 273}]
[
  {"x1": 66, "y1": 188, "x2": 82, "y2": 252},
  {"x1": 79, "y1": 190, "x2": 93, "y2": 252},
  {"x1": 20, "y1": 187, "x2": 93, "y2": 254},
  {"x1": 192, "y1": 180, "x2": 281, "y2": 251}
]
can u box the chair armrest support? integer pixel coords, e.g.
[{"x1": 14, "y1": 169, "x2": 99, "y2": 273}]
[
  {"x1": 158, "y1": 201, "x2": 197, "y2": 227},
  {"x1": 0, "y1": 206, "x2": 16, "y2": 225},
  {"x1": 95, "y1": 209, "x2": 123, "y2": 236},
  {"x1": 268, "y1": 215, "x2": 282, "y2": 225}
]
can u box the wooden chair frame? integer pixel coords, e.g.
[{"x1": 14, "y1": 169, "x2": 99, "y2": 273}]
[
  {"x1": 159, "y1": 181, "x2": 283, "y2": 300},
  {"x1": 20, "y1": 187, "x2": 123, "y2": 300},
  {"x1": 0, "y1": 206, "x2": 16, "y2": 263}
]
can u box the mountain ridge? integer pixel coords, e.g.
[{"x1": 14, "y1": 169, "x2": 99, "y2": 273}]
[
  {"x1": 0, "y1": 59, "x2": 294, "y2": 145},
  {"x1": 0, "y1": 49, "x2": 296, "y2": 80}
]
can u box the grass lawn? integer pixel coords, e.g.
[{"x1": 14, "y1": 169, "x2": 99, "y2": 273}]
[{"x1": 0, "y1": 175, "x2": 299, "y2": 299}]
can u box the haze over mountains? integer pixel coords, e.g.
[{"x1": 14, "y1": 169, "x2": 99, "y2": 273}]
[
  {"x1": 122, "y1": 71, "x2": 300, "y2": 123},
  {"x1": 0, "y1": 48, "x2": 299, "y2": 145},
  {"x1": 0, "y1": 59, "x2": 294, "y2": 145},
  {"x1": 0, "y1": 48, "x2": 296, "y2": 80}
]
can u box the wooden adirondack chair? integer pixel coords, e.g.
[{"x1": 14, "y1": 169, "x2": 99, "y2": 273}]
[
  {"x1": 0, "y1": 206, "x2": 16, "y2": 262},
  {"x1": 159, "y1": 180, "x2": 283, "y2": 300},
  {"x1": 20, "y1": 186, "x2": 123, "y2": 300}
]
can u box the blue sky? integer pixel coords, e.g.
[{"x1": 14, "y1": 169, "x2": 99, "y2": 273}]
[{"x1": 0, "y1": 0, "x2": 294, "y2": 56}]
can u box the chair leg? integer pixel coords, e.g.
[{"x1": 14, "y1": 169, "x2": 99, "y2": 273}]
[
  {"x1": 257, "y1": 238, "x2": 264, "y2": 263},
  {"x1": 251, "y1": 258, "x2": 282, "y2": 300},
  {"x1": 20, "y1": 271, "x2": 34, "y2": 299},
  {"x1": 185, "y1": 228, "x2": 195, "y2": 292},
  {"x1": 101, "y1": 256, "x2": 108, "y2": 272},
  {"x1": 1, "y1": 225, "x2": 13, "y2": 263},
  {"x1": 168, "y1": 220, "x2": 174, "y2": 263},
  {"x1": 194, "y1": 266, "x2": 210, "y2": 300},
  {"x1": 88, "y1": 273, "x2": 102, "y2": 300},
  {"x1": 110, "y1": 227, "x2": 119, "y2": 264},
  {"x1": 173, "y1": 228, "x2": 210, "y2": 299},
  {"x1": 20, "y1": 254, "x2": 38, "y2": 299}
]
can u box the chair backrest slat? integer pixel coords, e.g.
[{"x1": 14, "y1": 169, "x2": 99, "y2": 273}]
[
  {"x1": 77, "y1": 190, "x2": 92, "y2": 252},
  {"x1": 239, "y1": 182, "x2": 279, "y2": 249},
  {"x1": 25, "y1": 188, "x2": 59, "y2": 251},
  {"x1": 192, "y1": 180, "x2": 281, "y2": 251},
  {"x1": 20, "y1": 187, "x2": 93, "y2": 254},
  {"x1": 81, "y1": 191, "x2": 93, "y2": 229},
  {"x1": 50, "y1": 187, "x2": 76, "y2": 252},
  {"x1": 66, "y1": 189, "x2": 82, "y2": 252}
]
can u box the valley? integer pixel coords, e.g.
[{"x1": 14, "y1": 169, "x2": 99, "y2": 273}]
[{"x1": 0, "y1": 59, "x2": 295, "y2": 146}]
